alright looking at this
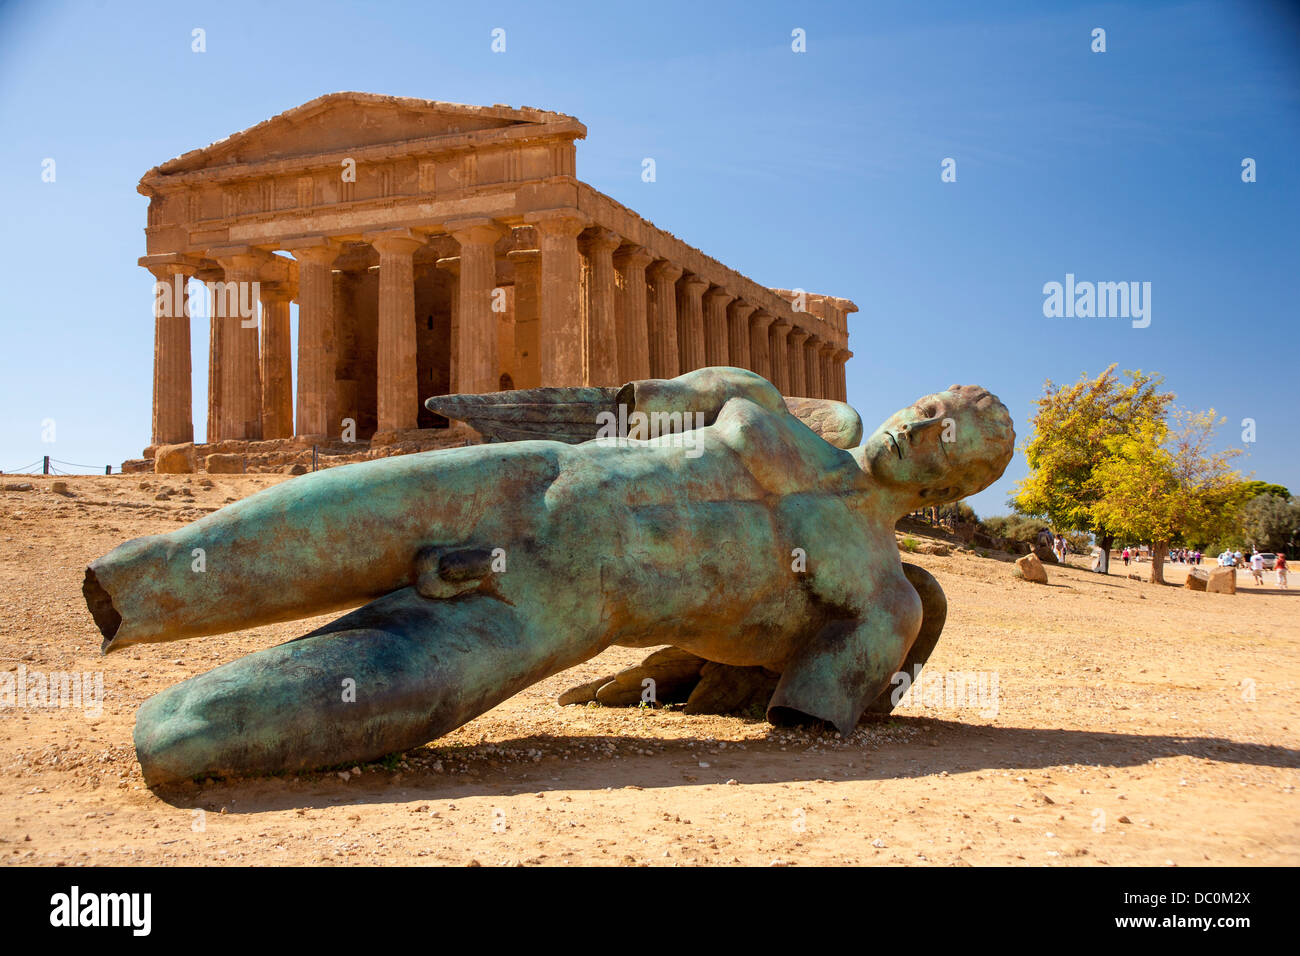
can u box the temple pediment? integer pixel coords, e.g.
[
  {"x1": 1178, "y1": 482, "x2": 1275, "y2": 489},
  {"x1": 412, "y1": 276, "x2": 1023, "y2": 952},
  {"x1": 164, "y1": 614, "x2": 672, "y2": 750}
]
[{"x1": 149, "y1": 92, "x2": 581, "y2": 178}]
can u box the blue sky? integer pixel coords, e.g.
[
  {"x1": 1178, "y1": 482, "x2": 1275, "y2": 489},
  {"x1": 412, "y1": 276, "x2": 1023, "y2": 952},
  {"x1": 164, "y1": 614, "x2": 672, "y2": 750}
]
[{"x1": 1, "y1": 0, "x2": 1296, "y2": 516}]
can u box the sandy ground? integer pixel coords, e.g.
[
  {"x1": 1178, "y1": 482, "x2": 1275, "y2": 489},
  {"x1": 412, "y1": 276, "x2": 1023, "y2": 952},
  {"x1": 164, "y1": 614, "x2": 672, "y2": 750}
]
[{"x1": 0, "y1": 473, "x2": 1296, "y2": 866}]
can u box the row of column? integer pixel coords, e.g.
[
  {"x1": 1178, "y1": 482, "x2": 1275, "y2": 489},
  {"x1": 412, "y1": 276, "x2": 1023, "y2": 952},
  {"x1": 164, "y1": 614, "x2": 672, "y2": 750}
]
[
  {"x1": 596, "y1": 243, "x2": 850, "y2": 398},
  {"x1": 148, "y1": 212, "x2": 853, "y2": 446}
]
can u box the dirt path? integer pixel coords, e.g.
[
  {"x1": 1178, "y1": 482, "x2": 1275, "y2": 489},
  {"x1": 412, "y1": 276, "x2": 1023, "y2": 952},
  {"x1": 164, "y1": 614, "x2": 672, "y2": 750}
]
[{"x1": 1, "y1": 475, "x2": 1296, "y2": 865}]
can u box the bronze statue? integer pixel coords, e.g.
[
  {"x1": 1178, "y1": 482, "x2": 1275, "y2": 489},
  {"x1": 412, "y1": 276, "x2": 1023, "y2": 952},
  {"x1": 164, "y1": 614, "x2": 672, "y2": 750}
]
[{"x1": 82, "y1": 367, "x2": 1014, "y2": 785}]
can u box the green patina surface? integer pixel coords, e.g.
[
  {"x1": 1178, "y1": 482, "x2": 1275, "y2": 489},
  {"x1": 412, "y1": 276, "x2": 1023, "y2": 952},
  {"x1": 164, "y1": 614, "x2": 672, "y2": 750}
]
[{"x1": 82, "y1": 367, "x2": 1014, "y2": 786}]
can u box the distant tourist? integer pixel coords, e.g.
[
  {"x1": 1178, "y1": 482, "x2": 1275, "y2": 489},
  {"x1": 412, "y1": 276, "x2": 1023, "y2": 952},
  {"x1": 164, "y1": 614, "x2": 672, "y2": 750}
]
[
  {"x1": 1277, "y1": 552, "x2": 1288, "y2": 589},
  {"x1": 1122, "y1": 546, "x2": 1131, "y2": 566},
  {"x1": 1250, "y1": 549, "x2": 1265, "y2": 585}
]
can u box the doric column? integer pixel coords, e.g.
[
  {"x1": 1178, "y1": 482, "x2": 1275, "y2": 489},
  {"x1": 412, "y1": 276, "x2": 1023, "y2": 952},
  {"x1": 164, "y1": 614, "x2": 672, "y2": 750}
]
[
  {"x1": 675, "y1": 274, "x2": 708, "y2": 373},
  {"x1": 287, "y1": 239, "x2": 341, "y2": 438},
  {"x1": 767, "y1": 319, "x2": 791, "y2": 394},
  {"x1": 527, "y1": 209, "x2": 588, "y2": 386},
  {"x1": 612, "y1": 245, "x2": 652, "y2": 382},
  {"x1": 147, "y1": 263, "x2": 193, "y2": 446},
  {"x1": 834, "y1": 348, "x2": 852, "y2": 402},
  {"x1": 446, "y1": 218, "x2": 505, "y2": 395},
  {"x1": 259, "y1": 283, "x2": 294, "y2": 439},
  {"x1": 787, "y1": 327, "x2": 809, "y2": 396},
  {"x1": 369, "y1": 230, "x2": 426, "y2": 433},
  {"x1": 703, "y1": 287, "x2": 733, "y2": 368},
  {"x1": 818, "y1": 342, "x2": 837, "y2": 402},
  {"x1": 434, "y1": 256, "x2": 460, "y2": 394},
  {"x1": 647, "y1": 260, "x2": 683, "y2": 378},
  {"x1": 748, "y1": 310, "x2": 776, "y2": 381},
  {"x1": 726, "y1": 300, "x2": 756, "y2": 371},
  {"x1": 581, "y1": 229, "x2": 621, "y2": 386},
  {"x1": 207, "y1": 303, "x2": 222, "y2": 444},
  {"x1": 804, "y1": 336, "x2": 824, "y2": 399},
  {"x1": 211, "y1": 251, "x2": 265, "y2": 440},
  {"x1": 506, "y1": 249, "x2": 541, "y2": 389}
]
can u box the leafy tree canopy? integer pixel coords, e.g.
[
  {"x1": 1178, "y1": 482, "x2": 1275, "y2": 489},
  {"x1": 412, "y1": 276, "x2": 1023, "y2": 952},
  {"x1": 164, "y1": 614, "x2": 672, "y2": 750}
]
[{"x1": 1012, "y1": 364, "x2": 1172, "y2": 539}]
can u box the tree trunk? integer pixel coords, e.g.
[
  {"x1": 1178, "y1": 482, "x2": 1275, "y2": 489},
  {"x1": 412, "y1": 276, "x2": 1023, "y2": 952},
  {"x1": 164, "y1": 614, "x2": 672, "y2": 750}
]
[
  {"x1": 1149, "y1": 541, "x2": 1168, "y2": 585},
  {"x1": 1094, "y1": 533, "x2": 1114, "y2": 574}
]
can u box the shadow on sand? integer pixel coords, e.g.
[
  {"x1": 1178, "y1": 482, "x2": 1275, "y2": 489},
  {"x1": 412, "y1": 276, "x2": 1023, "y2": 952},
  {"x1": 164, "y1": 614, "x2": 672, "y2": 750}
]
[{"x1": 148, "y1": 717, "x2": 1300, "y2": 814}]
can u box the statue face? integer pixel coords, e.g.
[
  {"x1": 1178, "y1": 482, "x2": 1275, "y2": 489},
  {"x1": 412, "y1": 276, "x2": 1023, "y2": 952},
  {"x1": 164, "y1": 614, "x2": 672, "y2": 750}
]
[
  {"x1": 863, "y1": 396, "x2": 954, "y2": 494},
  {"x1": 859, "y1": 388, "x2": 1009, "y2": 505}
]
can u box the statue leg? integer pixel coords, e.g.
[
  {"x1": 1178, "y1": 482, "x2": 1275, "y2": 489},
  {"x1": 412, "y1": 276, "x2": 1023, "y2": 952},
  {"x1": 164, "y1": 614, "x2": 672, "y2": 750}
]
[
  {"x1": 864, "y1": 562, "x2": 947, "y2": 715},
  {"x1": 133, "y1": 588, "x2": 594, "y2": 786}
]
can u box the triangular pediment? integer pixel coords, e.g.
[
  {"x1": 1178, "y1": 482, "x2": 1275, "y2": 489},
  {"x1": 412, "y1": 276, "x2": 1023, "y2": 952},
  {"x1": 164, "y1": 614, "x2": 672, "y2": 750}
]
[{"x1": 153, "y1": 92, "x2": 577, "y2": 175}]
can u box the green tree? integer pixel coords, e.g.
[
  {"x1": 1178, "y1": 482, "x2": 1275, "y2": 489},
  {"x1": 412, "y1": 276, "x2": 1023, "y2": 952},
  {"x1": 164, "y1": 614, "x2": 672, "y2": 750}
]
[
  {"x1": 939, "y1": 500, "x2": 978, "y2": 524},
  {"x1": 1239, "y1": 480, "x2": 1291, "y2": 501},
  {"x1": 1086, "y1": 409, "x2": 1244, "y2": 584},
  {"x1": 981, "y1": 514, "x2": 1045, "y2": 544},
  {"x1": 1012, "y1": 365, "x2": 1173, "y2": 573},
  {"x1": 1236, "y1": 494, "x2": 1299, "y2": 552}
]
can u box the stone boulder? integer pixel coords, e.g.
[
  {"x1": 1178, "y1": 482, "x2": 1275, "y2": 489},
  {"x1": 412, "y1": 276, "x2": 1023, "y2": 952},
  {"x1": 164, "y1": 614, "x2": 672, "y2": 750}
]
[
  {"x1": 283, "y1": 463, "x2": 308, "y2": 475},
  {"x1": 3, "y1": 482, "x2": 33, "y2": 491},
  {"x1": 155, "y1": 442, "x2": 197, "y2": 474},
  {"x1": 1016, "y1": 553, "x2": 1048, "y2": 583},
  {"x1": 204, "y1": 453, "x2": 244, "y2": 475},
  {"x1": 1184, "y1": 567, "x2": 1209, "y2": 591},
  {"x1": 1207, "y1": 566, "x2": 1237, "y2": 595}
]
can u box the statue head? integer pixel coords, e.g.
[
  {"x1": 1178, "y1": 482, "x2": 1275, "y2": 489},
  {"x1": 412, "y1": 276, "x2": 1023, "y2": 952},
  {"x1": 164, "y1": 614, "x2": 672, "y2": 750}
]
[{"x1": 856, "y1": 385, "x2": 1015, "y2": 510}]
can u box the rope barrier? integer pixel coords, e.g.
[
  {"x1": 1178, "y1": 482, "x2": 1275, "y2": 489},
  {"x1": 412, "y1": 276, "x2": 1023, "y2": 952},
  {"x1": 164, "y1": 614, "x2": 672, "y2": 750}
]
[
  {"x1": 0, "y1": 460, "x2": 43, "y2": 475},
  {"x1": 1, "y1": 457, "x2": 113, "y2": 475}
]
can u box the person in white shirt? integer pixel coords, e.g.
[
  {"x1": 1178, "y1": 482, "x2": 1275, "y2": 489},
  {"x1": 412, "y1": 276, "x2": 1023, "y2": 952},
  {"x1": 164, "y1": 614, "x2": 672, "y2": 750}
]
[{"x1": 1250, "y1": 549, "x2": 1265, "y2": 585}]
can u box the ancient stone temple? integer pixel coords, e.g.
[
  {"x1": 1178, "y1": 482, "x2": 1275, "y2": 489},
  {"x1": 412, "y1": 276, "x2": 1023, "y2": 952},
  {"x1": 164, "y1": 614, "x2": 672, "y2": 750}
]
[{"x1": 139, "y1": 92, "x2": 857, "y2": 452}]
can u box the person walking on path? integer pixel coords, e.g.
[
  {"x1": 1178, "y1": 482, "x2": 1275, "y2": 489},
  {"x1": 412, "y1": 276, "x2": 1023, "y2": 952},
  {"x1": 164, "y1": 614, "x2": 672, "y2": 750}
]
[
  {"x1": 1277, "y1": 552, "x2": 1288, "y2": 589},
  {"x1": 1250, "y1": 549, "x2": 1265, "y2": 585}
]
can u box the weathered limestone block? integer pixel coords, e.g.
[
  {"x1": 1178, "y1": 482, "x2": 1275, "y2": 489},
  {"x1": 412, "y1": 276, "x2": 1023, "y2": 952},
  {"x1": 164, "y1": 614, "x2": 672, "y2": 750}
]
[
  {"x1": 283, "y1": 463, "x2": 308, "y2": 475},
  {"x1": 154, "y1": 442, "x2": 196, "y2": 474},
  {"x1": 203, "y1": 453, "x2": 244, "y2": 474},
  {"x1": 3, "y1": 482, "x2": 34, "y2": 491},
  {"x1": 1207, "y1": 566, "x2": 1237, "y2": 594},
  {"x1": 1184, "y1": 567, "x2": 1209, "y2": 591},
  {"x1": 1016, "y1": 553, "x2": 1048, "y2": 583}
]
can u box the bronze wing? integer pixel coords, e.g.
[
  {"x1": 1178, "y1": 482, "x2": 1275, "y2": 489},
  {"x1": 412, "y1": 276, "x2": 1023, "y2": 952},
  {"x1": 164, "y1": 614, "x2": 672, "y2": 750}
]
[{"x1": 426, "y1": 382, "x2": 862, "y2": 448}]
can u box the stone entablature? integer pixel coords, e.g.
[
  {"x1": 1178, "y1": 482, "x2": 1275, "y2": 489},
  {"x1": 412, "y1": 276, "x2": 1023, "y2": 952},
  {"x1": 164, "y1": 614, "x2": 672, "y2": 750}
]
[{"x1": 140, "y1": 92, "x2": 857, "y2": 450}]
